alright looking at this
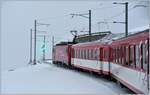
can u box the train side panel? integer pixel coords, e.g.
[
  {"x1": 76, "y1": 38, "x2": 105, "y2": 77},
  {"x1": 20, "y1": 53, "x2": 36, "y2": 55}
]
[
  {"x1": 110, "y1": 31, "x2": 149, "y2": 94},
  {"x1": 53, "y1": 45, "x2": 71, "y2": 66},
  {"x1": 71, "y1": 44, "x2": 110, "y2": 75}
]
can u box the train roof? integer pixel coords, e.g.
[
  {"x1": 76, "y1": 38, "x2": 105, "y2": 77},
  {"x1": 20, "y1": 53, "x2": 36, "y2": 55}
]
[
  {"x1": 72, "y1": 25, "x2": 149, "y2": 47},
  {"x1": 55, "y1": 41, "x2": 74, "y2": 46},
  {"x1": 111, "y1": 29, "x2": 149, "y2": 45},
  {"x1": 114, "y1": 29, "x2": 149, "y2": 41},
  {"x1": 72, "y1": 41, "x2": 108, "y2": 48}
]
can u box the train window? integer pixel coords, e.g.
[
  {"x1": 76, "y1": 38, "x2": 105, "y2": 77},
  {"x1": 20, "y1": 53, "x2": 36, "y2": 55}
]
[
  {"x1": 92, "y1": 49, "x2": 94, "y2": 59},
  {"x1": 119, "y1": 48, "x2": 121, "y2": 64},
  {"x1": 105, "y1": 50, "x2": 108, "y2": 61},
  {"x1": 86, "y1": 49, "x2": 89, "y2": 59},
  {"x1": 100, "y1": 48, "x2": 103, "y2": 61},
  {"x1": 72, "y1": 49, "x2": 74, "y2": 58},
  {"x1": 84, "y1": 49, "x2": 86, "y2": 59},
  {"x1": 81, "y1": 49, "x2": 82, "y2": 59},
  {"x1": 71, "y1": 49, "x2": 74, "y2": 58},
  {"x1": 117, "y1": 48, "x2": 119, "y2": 63},
  {"x1": 142, "y1": 44, "x2": 148, "y2": 71},
  {"x1": 85, "y1": 49, "x2": 86, "y2": 59},
  {"x1": 118, "y1": 48, "x2": 120, "y2": 64},
  {"x1": 89, "y1": 49, "x2": 91, "y2": 60},
  {"x1": 87, "y1": 49, "x2": 90, "y2": 59},
  {"x1": 113, "y1": 49, "x2": 115, "y2": 62},
  {"x1": 109, "y1": 49, "x2": 112, "y2": 61},
  {"x1": 75, "y1": 49, "x2": 76, "y2": 58},
  {"x1": 120, "y1": 47, "x2": 123, "y2": 64},
  {"x1": 117, "y1": 48, "x2": 119, "y2": 64},
  {"x1": 115, "y1": 48, "x2": 117, "y2": 63},
  {"x1": 79, "y1": 49, "x2": 81, "y2": 58},
  {"x1": 86, "y1": 49, "x2": 88, "y2": 59},
  {"x1": 93, "y1": 49, "x2": 94, "y2": 59},
  {"x1": 80, "y1": 49, "x2": 82, "y2": 58},
  {"x1": 136, "y1": 45, "x2": 140, "y2": 68},
  {"x1": 83, "y1": 49, "x2": 85, "y2": 59},
  {"x1": 76, "y1": 49, "x2": 77, "y2": 58},
  {"x1": 122, "y1": 46, "x2": 126, "y2": 65},
  {"x1": 74, "y1": 49, "x2": 76, "y2": 58},
  {"x1": 129, "y1": 46, "x2": 134, "y2": 67},
  {"x1": 75, "y1": 49, "x2": 77, "y2": 58},
  {"x1": 95, "y1": 49, "x2": 99, "y2": 60},
  {"x1": 85, "y1": 49, "x2": 87, "y2": 59},
  {"x1": 94, "y1": 50, "x2": 96, "y2": 60},
  {"x1": 125, "y1": 46, "x2": 129, "y2": 65},
  {"x1": 77, "y1": 49, "x2": 79, "y2": 58},
  {"x1": 82, "y1": 49, "x2": 84, "y2": 59},
  {"x1": 119, "y1": 47, "x2": 122, "y2": 64},
  {"x1": 76, "y1": 49, "x2": 78, "y2": 58},
  {"x1": 91, "y1": 49, "x2": 93, "y2": 59}
]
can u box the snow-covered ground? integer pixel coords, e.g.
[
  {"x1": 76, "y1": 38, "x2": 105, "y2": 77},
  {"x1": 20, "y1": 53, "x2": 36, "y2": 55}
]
[{"x1": 1, "y1": 61, "x2": 133, "y2": 94}]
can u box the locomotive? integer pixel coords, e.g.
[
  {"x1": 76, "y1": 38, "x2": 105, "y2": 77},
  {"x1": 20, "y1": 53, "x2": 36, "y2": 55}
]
[{"x1": 52, "y1": 29, "x2": 149, "y2": 94}]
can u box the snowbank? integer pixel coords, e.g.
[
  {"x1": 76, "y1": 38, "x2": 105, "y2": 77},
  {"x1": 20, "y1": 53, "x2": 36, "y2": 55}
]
[{"x1": 1, "y1": 63, "x2": 132, "y2": 94}]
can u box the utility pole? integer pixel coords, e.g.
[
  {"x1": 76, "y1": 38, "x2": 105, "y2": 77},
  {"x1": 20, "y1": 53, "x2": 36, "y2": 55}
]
[
  {"x1": 32, "y1": 19, "x2": 50, "y2": 64},
  {"x1": 43, "y1": 35, "x2": 46, "y2": 61},
  {"x1": 125, "y1": 2, "x2": 128, "y2": 37},
  {"x1": 113, "y1": 2, "x2": 128, "y2": 37},
  {"x1": 70, "y1": 10, "x2": 92, "y2": 41},
  {"x1": 33, "y1": 20, "x2": 37, "y2": 65},
  {"x1": 52, "y1": 36, "x2": 54, "y2": 61},
  {"x1": 89, "y1": 10, "x2": 91, "y2": 36},
  {"x1": 29, "y1": 29, "x2": 32, "y2": 64}
]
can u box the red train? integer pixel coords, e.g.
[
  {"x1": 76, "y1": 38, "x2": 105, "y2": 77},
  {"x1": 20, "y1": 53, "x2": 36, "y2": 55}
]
[
  {"x1": 53, "y1": 43, "x2": 72, "y2": 66},
  {"x1": 52, "y1": 29, "x2": 149, "y2": 94}
]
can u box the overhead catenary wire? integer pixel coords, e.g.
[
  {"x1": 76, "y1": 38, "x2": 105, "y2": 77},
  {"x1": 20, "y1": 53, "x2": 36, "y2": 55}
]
[
  {"x1": 37, "y1": 1, "x2": 137, "y2": 22},
  {"x1": 37, "y1": 5, "x2": 120, "y2": 21},
  {"x1": 78, "y1": 2, "x2": 142, "y2": 33},
  {"x1": 37, "y1": 1, "x2": 147, "y2": 35}
]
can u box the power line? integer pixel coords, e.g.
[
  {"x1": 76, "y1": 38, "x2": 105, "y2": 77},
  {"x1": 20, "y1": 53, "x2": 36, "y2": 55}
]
[
  {"x1": 37, "y1": 14, "x2": 70, "y2": 21},
  {"x1": 37, "y1": 5, "x2": 119, "y2": 21}
]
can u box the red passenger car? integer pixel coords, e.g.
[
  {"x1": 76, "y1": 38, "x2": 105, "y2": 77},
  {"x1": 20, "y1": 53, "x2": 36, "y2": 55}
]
[
  {"x1": 110, "y1": 30, "x2": 149, "y2": 94},
  {"x1": 52, "y1": 42, "x2": 72, "y2": 66},
  {"x1": 71, "y1": 42, "x2": 111, "y2": 75},
  {"x1": 52, "y1": 29, "x2": 149, "y2": 94}
]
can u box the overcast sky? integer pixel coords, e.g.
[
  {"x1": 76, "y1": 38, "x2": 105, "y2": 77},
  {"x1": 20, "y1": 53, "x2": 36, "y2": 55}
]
[{"x1": 1, "y1": 0, "x2": 149, "y2": 70}]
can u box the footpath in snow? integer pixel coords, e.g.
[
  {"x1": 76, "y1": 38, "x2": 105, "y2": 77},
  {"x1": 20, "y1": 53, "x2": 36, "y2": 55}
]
[{"x1": 1, "y1": 61, "x2": 133, "y2": 94}]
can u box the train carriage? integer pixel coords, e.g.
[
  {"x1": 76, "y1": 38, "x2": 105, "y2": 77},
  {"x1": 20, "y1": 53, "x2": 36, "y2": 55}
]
[
  {"x1": 53, "y1": 43, "x2": 72, "y2": 66},
  {"x1": 110, "y1": 30, "x2": 149, "y2": 94},
  {"x1": 52, "y1": 29, "x2": 149, "y2": 94},
  {"x1": 71, "y1": 43, "x2": 111, "y2": 75}
]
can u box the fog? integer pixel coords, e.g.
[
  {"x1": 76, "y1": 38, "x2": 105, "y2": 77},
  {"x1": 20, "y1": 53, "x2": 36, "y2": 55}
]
[{"x1": 1, "y1": 0, "x2": 149, "y2": 70}]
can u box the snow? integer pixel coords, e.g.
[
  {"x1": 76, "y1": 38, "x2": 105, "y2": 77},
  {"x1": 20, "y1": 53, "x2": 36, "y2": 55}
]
[
  {"x1": 94, "y1": 25, "x2": 149, "y2": 44},
  {"x1": 129, "y1": 25, "x2": 149, "y2": 34},
  {"x1": 1, "y1": 61, "x2": 132, "y2": 94}
]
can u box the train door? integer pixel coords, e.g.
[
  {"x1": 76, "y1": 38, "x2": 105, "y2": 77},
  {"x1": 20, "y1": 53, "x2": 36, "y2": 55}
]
[
  {"x1": 70, "y1": 47, "x2": 74, "y2": 66},
  {"x1": 95, "y1": 48, "x2": 99, "y2": 70},
  {"x1": 142, "y1": 39, "x2": 149, "y2": 90},
  {"x1": 100, "y1": 48, "x2": 104, "y2": 73}
]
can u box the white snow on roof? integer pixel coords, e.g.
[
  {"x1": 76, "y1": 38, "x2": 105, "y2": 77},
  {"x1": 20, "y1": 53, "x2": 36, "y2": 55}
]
[
  {"x1": 74, "y1": 25, "x2": 149, "y2": 46},
  {"x1": 129, "y1": 25, "x2": 149, "y2": 33},
  {"x1": 1, "y1": 62, "x2": 132, "y2": 94},
  {"x1": 94, "y1": 25, "x2": 149, "y2": 44}
]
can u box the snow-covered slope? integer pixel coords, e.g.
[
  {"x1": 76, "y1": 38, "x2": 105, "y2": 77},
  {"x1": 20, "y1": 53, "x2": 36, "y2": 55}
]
[{"x1": 1, "y1": 62, "x2": 132, "y2": 94}]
